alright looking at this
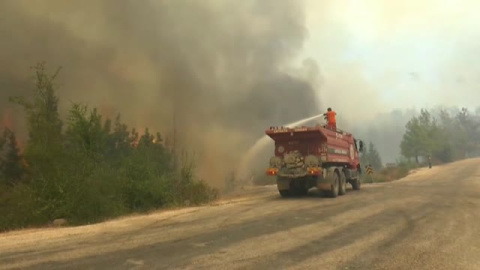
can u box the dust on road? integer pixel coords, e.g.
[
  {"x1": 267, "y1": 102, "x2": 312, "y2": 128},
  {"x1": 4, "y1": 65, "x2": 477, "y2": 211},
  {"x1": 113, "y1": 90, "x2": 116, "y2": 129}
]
[{"x1": 1, "y1": 159, "x2": 480, "y2": 270}]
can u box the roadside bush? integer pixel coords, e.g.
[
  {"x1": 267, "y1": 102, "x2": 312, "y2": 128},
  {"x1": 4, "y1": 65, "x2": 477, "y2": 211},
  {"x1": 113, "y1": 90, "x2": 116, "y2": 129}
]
[
  {"x1": 179, "y1": 180, "x2": 219, "y2": 205},
  {"x1": 0, "y1": 183, "x2": 39, "y2": 230},
  {"x1": 360, "y1": 160, "x2": 420, "y2": 184},
  {"x1": 172, "y1": 152, "x2": 218, "y2": 205}
]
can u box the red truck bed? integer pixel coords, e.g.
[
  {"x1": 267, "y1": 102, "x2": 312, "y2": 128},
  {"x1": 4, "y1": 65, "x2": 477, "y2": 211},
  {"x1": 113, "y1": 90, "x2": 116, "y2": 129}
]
[{"x1": 265, "y1": 125, "x2": 360, "y2": 169}]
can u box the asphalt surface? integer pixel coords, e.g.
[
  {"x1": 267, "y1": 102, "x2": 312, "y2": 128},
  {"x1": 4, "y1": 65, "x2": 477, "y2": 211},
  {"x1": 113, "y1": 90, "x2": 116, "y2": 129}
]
[{"x1": 1, "y1": 158, "x2": 480, "y2": 270}]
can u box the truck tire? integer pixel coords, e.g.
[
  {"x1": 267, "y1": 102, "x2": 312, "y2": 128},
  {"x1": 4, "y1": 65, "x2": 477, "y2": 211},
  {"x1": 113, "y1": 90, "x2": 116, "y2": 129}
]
[
  {"x1": 295, "y1": 187, "x2": 308, "y2": 196},
  {"x1": 339, "y1": 171, "x2": 347, "y2": 195},
  {"x1": 279, "y1": 190, "x2": 290, "y2": 197},
  {"x1": 351, "y1": 178, "x2": 361, "y2": 190},
  {"x1": 329, "y1": 171, "x2": 340, "y2": 198}
]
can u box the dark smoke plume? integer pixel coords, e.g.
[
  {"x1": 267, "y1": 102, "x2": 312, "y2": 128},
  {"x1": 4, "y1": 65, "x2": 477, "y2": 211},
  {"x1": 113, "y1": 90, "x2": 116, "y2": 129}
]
[{"x1": 0, "y1": 0, "x2": 321, "y2": 186}]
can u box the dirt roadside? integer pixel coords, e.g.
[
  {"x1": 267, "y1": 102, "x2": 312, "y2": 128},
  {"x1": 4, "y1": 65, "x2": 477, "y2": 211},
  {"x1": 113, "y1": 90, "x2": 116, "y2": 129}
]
[{"x1": 1, "y1": 159, "x2": 480, "y2": 270}]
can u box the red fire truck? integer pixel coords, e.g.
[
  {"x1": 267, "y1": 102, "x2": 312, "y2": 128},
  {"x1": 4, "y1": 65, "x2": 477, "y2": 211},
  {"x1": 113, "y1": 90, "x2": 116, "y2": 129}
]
[{"x1": 265, "y1": 125, "x2": 364, "y2": 198}]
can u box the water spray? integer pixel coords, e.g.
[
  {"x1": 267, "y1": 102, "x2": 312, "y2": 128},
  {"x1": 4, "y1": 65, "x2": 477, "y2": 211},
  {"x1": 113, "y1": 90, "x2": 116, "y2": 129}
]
[{"x1": 237, "y1": 113, "x2": 325, "y2": 181}]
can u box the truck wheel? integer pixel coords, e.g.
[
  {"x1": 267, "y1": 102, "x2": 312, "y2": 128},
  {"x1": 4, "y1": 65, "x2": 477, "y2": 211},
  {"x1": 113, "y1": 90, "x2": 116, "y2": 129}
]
[
  {"x1": 279, "y1": 190, "x2": 290, "y2": 197},
  {"x1": 339, "y1": 171, "x2": 347, "y2": 195},
  {"x1": 329, "y1": 171, "x2": 340, "y2": 198},
  {"x1": 295, "y1": 187, "x2": 308, "y2": 196},
  {"x1": 351, "y1": 178, "x2": 361, "y2": 190}
]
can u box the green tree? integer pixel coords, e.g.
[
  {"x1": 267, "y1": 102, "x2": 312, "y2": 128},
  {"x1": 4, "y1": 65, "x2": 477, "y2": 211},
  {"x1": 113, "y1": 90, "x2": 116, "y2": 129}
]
[
  {"x1": 435, "y1": 109, "x2": 456, "y2": 162},
  {"x1": 0, "y1": 131, "x2": 5, "y2": 149},
  {"x1": 65, "y1": 103, "x2": 108, "y2": 156},
  {"x1": 0, "y1": 130, "x2": 7, "y2": 183},
  {"x1": 367, "y1": 142, "x2": 383, "y2": 170},
  {"x1": 455, "y1": 108, "x2": 480, "y2": 158},
  {"x1": 400, "y1": 109, "x2": 439, "y2": 163},
  {"x1": 138, "y1": 128, "x2": 154, "y2": 148},
  {"x1": 0, "y1": 129, "x2": 25, "y2": 185},
  {"x1": 400, "y1": 107, "x2": 480, "y2": 164},
  {"x1": 103, "y1": 114, "x2": 135, "y2": 164},
  {"x1": 10, "y1": 62, "x2": 63, "y2": 155},
  {"x1": 418, "y1": 109, "x2": 441, "y2": 155},
  {"x1": 361, "y1": 142, "x2": 383, "y2": 171},
  {"x1": 1, "y1": 62, "x2": 217, "y2": 231},
  {"x1": 400, "y1": 116, "x2": 421, "y2": 162},
  {"x1": 8, "y1": 63, "x2": 67, "y2": 223}
]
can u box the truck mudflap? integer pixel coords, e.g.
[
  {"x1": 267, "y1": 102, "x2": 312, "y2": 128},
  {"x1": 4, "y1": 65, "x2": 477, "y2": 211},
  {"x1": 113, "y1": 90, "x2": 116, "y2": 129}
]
[{"x1": 316, "y1": 167, "x2": 337, "y2": 191}]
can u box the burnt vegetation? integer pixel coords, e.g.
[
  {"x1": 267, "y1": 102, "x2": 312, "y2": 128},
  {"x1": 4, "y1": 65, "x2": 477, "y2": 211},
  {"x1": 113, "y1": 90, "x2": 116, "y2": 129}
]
[{"x1": 0, "y1": 63, "x2": 217, "y2": 231}]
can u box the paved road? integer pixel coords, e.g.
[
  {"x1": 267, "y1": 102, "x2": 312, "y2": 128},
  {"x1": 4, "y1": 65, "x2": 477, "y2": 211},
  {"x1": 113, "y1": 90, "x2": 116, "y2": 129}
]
[{"x1": 2, "y1": 159, "x2": 480, "y2": 270}]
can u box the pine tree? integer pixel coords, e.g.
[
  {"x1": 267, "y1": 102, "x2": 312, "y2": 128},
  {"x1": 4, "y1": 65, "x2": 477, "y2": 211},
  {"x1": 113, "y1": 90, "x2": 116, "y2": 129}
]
[
  {"x1": 138, "y1": 128, "x2": 154, "y2": 148},
  {"x1": 0, "y1": 129, "x2": 24, "y2": 185},
  {"x1": 360, "y1": 142, "x2": 369, "y2": 168},
  {"x1": 0, "y1": 130, "x2": 5, "y2": 153},
  {"x1": 360, "y1": 142, "x2": 383, "y2": 171},
  {"x1": 65, "y1": 103, "x2": 108, "y2": 155},
  {"x1": 0, "y1": 131, "x2": 6, "y2": 183},
  {"x1": 9, "y1": 62, "x2": 63, "y2": 157},
  {"x1": 400, "y1": 109, "x2": 438, "y2": 163},
  {"x1": 367, "y1": 142, "x2": 383, "y2": 170},
  {"x1": 109, "y1": 114, "x2": 133, "y2": 154}
]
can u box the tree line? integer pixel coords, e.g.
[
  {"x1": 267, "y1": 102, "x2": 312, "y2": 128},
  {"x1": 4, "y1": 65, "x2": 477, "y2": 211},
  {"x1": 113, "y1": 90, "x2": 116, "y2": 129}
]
[
  {"x1": 400, "y1": 108, "x2": 480, "y2": 164},
  {"x1": 0, "y1": 63, "x2": 217, "y2": 231}
]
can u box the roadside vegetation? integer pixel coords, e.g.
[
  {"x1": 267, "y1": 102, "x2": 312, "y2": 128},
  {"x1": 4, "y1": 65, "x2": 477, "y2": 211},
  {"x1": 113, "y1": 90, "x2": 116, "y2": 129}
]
[
  {"x1": 360, "y1": 159, "x2": 419, "y2": 184},
  {"x1": 0, "y1": 63, "x2": 218, "y2": 232}
]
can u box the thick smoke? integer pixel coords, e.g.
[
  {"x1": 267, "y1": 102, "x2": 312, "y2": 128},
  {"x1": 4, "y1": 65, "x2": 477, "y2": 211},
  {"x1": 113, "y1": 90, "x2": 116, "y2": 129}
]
[{"x1": 0, "y1": 0, "x2": 321, "y2": 187}]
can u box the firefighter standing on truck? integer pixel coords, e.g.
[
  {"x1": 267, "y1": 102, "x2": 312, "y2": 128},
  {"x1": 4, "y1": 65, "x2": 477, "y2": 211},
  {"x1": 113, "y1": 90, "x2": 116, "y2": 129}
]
[{"x1": 324, "y1": 107, "x2": 337, "y2": 131}]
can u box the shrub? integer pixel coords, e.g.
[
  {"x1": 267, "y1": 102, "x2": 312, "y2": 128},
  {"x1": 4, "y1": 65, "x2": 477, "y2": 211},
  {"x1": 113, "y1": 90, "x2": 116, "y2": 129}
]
[{"x1": 0, "y1": 63, "x2": 218, "y2": 231}]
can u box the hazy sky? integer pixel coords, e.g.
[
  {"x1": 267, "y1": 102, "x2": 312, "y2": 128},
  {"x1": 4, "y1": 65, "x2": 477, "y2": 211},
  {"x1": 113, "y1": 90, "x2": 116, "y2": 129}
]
[
  {"x1": 1, "y1": 0, "x2": 478, "y2": 173},
  {"x1": 301, "y1": 0, "x2": 480, "y2": 121}
]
